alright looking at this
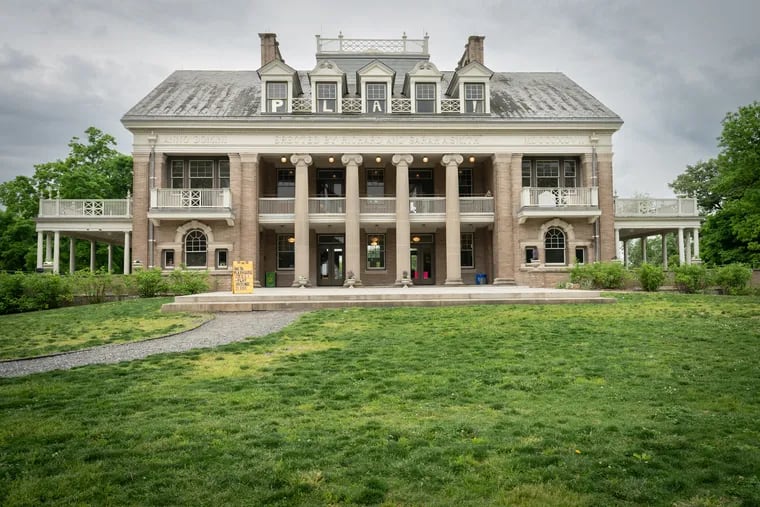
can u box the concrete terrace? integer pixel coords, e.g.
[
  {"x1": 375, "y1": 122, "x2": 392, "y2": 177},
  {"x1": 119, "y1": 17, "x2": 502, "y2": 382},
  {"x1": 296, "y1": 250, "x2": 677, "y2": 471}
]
[{"x1": 162, "y1": 285, "x2": 613, "y2": 312}]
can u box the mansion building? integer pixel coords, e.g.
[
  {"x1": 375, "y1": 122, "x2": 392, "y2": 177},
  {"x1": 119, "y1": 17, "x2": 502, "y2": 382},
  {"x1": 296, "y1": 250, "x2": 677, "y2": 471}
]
[{"x1": 35, "y1": 33, "x2": 703, "y2": 287}]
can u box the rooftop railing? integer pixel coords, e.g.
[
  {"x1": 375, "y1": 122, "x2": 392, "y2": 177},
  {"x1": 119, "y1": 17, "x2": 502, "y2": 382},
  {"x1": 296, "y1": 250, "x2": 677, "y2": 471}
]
[
  {"x1": 38, "y1": 198, "x2": 132, "y2": 218},
  {"x1": 316, "y1": 33, "x2": 429, "y2": 55},
  {"x1": 615, "y1": 198, "x2": 699, "y2": 217}
]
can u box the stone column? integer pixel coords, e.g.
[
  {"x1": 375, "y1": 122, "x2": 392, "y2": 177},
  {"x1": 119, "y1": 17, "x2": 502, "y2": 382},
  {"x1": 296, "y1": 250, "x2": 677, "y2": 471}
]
[
  {"x1": 45, "y1": 233, "x2": 52, "y2": 263},
  {"x1": 686, "y1": 231, "x2": 692, "y2": 264},
  {"x1": 614, "y1": 228, "x2": 620, "y2": 260},
  {"x1": 53, "y1": 231, "x2": 60, "y2": 274},
  {"x1": 393, "y1": 154, "x2": 413, "y2": 285},
  {"x1": 693, "y1": 228, "x2": 700, "y2": 260},
  {"x1": 291, "y1": 154, "x2": 313, "y2": 286},
  {"x1": 36, "y1": 231, "x2": 43, "y2": 269},
  {"x1": 239, "y1": 153, "x2": 261, "y2": 286},
  {"x1": 123, "y1": 232, "x2": 131, "y2": 274},
  {"x1": 491, "y1": 153, "x2": 516, "y2": 284},
  {"x1": 662, "y1": 234, "x2": 668, "y2": 270},
  {"x1": 69, "y1": 238, "x2": 76, "y2": 274},
  {"x1": 623, "y1": 239, "x2": 628, "y2": 267},
  {"x1": 342, "y1": 154, "x2": 363, "y2": 286},
  {"x1": 108, "y1": 244, "x2": 113, "y2": 273},
  {"x1": 596, "y1": 152, "x2": 616, "y2": 261},
  {"x1": 443, "y1": 154, "x2": 464, "y2": 285},
  {"x1": 678, "y1": 228, "x2": 685, "y2": 265},
  {"x1": 641, "y1": 236, "x2": 648, "y2": 264},
  {"x1": 131, "y1": 153, "x2": 150, "y2": 266},
  {"x1": 90, "y1": 240, "x2": 96, "y2": 272}
]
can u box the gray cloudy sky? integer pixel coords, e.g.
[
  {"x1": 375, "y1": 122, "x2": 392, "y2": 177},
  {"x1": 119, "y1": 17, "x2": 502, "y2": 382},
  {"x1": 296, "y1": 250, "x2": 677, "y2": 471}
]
[{"x1": 1, "y1": 0, "x2": 758, "y2": 196}]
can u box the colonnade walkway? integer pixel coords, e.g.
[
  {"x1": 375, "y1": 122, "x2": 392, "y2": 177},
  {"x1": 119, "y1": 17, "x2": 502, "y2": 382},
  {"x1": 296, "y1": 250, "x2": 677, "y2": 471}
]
[{"x1": 161, "y1": 285, "x2": 613, "y2": 312}]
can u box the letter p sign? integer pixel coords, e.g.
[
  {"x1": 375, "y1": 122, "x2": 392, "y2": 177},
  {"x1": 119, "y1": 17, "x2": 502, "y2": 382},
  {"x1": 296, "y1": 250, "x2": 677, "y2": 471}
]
[{"x1": 272, "y1": 99, "x2": 285, "y2": 112}]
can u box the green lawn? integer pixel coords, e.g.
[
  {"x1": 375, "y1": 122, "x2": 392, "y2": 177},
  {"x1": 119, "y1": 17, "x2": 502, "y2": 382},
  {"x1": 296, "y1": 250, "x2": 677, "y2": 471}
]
[
  {"x1": 0, "y1": 298, "x2": 210, "y2": 360},
  {"x1": 1, "y1": 293, "x2": 759, "y2": 506}
]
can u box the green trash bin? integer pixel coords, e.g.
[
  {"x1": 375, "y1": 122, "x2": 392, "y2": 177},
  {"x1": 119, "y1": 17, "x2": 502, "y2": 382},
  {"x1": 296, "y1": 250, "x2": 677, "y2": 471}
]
[{"x1": 265, "y1": 272, "x2": 276, "y2": 288}]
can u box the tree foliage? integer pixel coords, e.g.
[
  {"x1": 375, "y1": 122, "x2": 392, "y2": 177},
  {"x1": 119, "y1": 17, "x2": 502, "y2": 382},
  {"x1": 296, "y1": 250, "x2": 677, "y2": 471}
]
[
  {"x1": 670, "y1": 102, "x2": 760, "y2": 266},
  {"x1": 0, "y1": 127, "x2": 132, "y2": 271}
]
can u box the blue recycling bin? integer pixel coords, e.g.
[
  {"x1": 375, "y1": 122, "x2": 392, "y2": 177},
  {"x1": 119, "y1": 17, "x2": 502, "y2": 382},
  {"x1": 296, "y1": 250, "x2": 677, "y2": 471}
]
[{"x1": 475, "y1": 273, "x2": 487, "y2": 285}]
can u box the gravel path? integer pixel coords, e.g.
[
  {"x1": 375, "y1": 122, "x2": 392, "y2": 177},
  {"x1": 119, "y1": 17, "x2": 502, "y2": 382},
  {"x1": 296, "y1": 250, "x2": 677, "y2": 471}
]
[{"x1": 0, "y1": 311, "x2": 305, "y2": 378}]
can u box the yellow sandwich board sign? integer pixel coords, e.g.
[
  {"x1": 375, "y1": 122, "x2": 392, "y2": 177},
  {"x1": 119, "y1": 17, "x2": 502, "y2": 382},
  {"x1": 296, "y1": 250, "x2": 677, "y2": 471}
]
[{"x1": 232, "y1": 261, "x2": 254, "y2": 294}]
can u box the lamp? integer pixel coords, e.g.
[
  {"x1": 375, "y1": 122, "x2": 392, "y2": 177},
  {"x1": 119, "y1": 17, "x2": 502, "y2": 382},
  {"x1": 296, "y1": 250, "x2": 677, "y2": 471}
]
[
  {"x1": 370, "y1": 236, "x2": 379, "y2": 246},
  {"x1": 412, "y1": 235, "x2": 421, "y2": 243},
  {"x1": 328, "y1": 156, "x2": 335, "y2": 163},
  {"x1": 422, "y1": 156, "x2": 429, "y2": 163},
  {"x1": 468, "y1": 156, "x2": 476, "y2": 163},
  {"x1": 287, "y1": 236, "x2": 295, "y2": 243},
  {"x1": 281, "y1": 156, "x2": 287, "y2": 163},
  {"x1": 375, "y1": 156, "x2": 382, "y2": 164}
]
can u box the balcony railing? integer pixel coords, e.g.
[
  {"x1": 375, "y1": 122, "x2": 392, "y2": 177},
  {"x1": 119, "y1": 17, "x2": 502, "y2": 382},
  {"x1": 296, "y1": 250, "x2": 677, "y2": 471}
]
[
  {"x1": 615, "y1": 198, "x2": 698, "y2": 217},
  {"x1": 151, "y1": 188, "x2": 231, "y2": 209},
  {"x1": 410, "y1": 197, "x2": 446, "y2": 214},
  {"x1": 38, "y1": 198, "x2": 132, "y2": 217},
  {"x1": 360, "y1": 197, "x2": 396, "y2": 214},
  {"x1": 259, "y1": 198, "x2": 295, "y2": 214},
  {"x1": 309, "y1": 197, "x2": 346, "y2": 214},
  {"x1": 460, "y1": 196, "x2": 494, "y2": 213},
  {"x1": 316, "y1": 34, "x2": 429, "y2": 55},
  {"x1": 521, "y1": 187, "x2": 599, "y2": 208}
]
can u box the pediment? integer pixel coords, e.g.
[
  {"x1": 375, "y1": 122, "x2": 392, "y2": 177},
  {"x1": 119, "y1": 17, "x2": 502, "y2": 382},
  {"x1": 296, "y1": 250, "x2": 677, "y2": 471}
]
[
  {"x1": 455, "y1": 61, "x2": 493, "y2": 79},
  {"x1": 309, "y1": 60, "x2": 345, "y2": 78},
  {"x1": 407, "y1": 61, "x2": 442, "y2": 78},
  {"x1": 356, "y1": 59, "x2": 395, "y2": 78},
  {"x1": 257, "y1": 59, "x2": 298, "y2": 78}
]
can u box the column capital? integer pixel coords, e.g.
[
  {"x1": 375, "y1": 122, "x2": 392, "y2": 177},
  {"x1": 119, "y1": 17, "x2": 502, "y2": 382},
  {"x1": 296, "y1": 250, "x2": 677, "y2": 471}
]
[
  {"x1": 341, "y1": 154, "x2": 363, "y2": 166},
  {"x1": 392, "y1": 154, "x2": 413, "y2": 167},
  {"x1": 290, "y1": 154, "x2": 313, "y2": 166},
  {"x1": 441, "y1": 154, "x2": 463, "y2": 167}
]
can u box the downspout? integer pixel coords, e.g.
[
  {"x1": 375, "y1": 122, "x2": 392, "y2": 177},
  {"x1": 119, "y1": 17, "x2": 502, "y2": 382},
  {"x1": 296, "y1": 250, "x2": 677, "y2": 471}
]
[
  {"x1": 148, "y1": 131, "x2": 157, "y2": 268},
  {"x1": 590, "y1": 133, "x2": 600, "y2": 262}
]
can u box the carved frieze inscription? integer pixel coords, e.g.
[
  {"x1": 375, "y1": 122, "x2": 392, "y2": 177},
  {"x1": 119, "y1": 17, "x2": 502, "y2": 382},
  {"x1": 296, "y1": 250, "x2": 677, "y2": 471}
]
[
  {"x1": 524, "y1": 136, "x2": 588, "y2": 145},
  {"x1": 161, "y1": 134, "x2": 228, "y2": 145},
  {"x1": 274, "y1": 135, "x2": 481, "y2": 146}
]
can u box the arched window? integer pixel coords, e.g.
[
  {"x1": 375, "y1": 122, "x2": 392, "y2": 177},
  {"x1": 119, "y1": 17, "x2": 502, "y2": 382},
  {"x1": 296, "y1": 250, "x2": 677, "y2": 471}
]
[
  {"x1": 545, "y1": 227, "x2": 566, "y2": 264},
  {"x1": 184, "y1": 229, "x2": 207, "y2": 267}
]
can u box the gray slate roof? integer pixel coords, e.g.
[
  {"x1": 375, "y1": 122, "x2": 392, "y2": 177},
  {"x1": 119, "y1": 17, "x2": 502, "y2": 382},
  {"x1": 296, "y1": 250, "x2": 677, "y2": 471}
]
[{"x1": 123, "y1": 68, "x2": 620, "y2": 122}]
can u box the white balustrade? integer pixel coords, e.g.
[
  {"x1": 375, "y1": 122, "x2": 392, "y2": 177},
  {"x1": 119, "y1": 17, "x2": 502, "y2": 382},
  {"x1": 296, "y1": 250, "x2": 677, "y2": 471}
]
[
  {"x1": 309, "y1": 197, "x2": 346, "y2": 214},
  {"x1": 259, "y1": 198, "x2": 295, "y2": 214},
  {"x1": 342, "y1": 98, "x2": 362, "y2": 113},
  {"x1": 360, "y1": 197, "x2": 396, "y2": 214},
  {"x1": 38, "y1": 199, "x2": 132, "y2": 217},
  {"x1": 409, "y1": 197, "x2": 446, "y2": 214},
  {"x1": 460, "y1": 196, "x2": 494, "y2": 213},
  {"x1": 391, "y1": 98, "x2": 412, "y2": 113},
  {"x1": 151, "y1": 188, "x2": 230, "y2": 208},
  {"x1": 614, "y1": 197, "x2": 699, "y2": 217},
  {"x1": 292, "y1": 97, "x2": 312, "y2": 113},
  {"x1": 440, "y1": 99, "x2": 460, "y2": 113},
  {"x1": 521, "y1": 187, "x2": 598, "y2": 207}
]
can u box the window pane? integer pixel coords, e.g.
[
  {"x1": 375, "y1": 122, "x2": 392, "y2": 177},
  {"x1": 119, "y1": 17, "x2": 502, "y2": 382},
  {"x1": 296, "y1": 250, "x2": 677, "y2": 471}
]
[
  {"x1": 464, "y1": 83, "x2": 484, "y2": 113},
  {"x1": 461, "y1": 233, "x2": 474, "y2": 268},
  {"x1": 219, "y1": 160, "x2": 230, "y2": 188},
  {"x1": 366, "y1": 83, "x2": 386, "y2": 113},
  {"x1": 277, "y1": 169, "x2": 295, "y2": 198},
  {"x1": 185, "y1": 230, "x2": 207, "y2": 267},
  {"x1": 564, "y1": 160, "x2": 577, "y2": 187},
  {"x1": 415, "y1": 83, "x2": 436, "y2": 113},
  {"x1": 536, "y1": 160, "x2": 560, "y2": 187},
  {"x1": 171, "y1": 160, "x2": 184, "y2": 188},
  {"x1": 267, "y1": 81, "x2": 288, "y2": 112},
  {"x1": 458, "y1": 168, "x2": 473, "y2": 196},
  {"x1": 277, "y1": 234, "x2": 295, "y2": 270},
  {"x1": 189, "y1": 161, "x2": 213, "y2": 189},
  {"x1": 366, "y1": 169, "x2": 384, "y2": 197},
  {"x1": 367, "y1": 234, "x2": 385, "y2": 269},
  {"x1": 522, "y1": 160, "x2": 532, "y2": 187},
  {"x1": 316, "y1": 82, "x2": 337, "y2": 113},
  {"x1": 544, "y1": 227, "x2": 565, "y2": 264}
]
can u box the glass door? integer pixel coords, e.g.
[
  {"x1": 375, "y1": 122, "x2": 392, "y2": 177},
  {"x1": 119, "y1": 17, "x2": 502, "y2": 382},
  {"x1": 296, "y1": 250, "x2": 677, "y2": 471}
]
[
  {"x1": 410, "y1": 234, "x2": 435, "y2": 285},
  {"x1": 317, "y1": 235, "x2": 345, "y2": 286}
]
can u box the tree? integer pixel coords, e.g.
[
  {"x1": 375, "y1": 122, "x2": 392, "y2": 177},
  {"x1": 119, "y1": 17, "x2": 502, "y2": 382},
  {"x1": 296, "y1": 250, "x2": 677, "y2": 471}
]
[
  {"x1": 0, "y1": 127, "x2": 132, "y2": 272},
  {"x1": 670, "y1": 102, "x2": 760, "y2": 266}
]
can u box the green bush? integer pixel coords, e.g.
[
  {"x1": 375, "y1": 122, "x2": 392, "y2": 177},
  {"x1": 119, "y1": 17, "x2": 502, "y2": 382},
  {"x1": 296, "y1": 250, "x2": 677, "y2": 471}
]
[
  {"x1": 713, "y1": 263, "x2": 751, "y2": 295},
  {"x1": 570, "y1": 261, "x2": 629, "y2": 289},
  {"x1": 167, "y1": 267, "x2": 209, "y2": 295},
  {"x1": 637, "y1": 263, "x2": 665, "y2": 292},
  {"x1": 19, "y1": 274, "x2": 73, "y2": 311},
  {"x1": 673, "y1": 264, "x2": 709, "y2": 294},
  {"x1": 132, "y1": 268, "x2": 167, "y2": 298},
  {"x1": 71, "y1": 268, "x2": 112, "y2": 303},
  {"x1": 0, "y1": 273, "x2": 26, "y2": 314}
]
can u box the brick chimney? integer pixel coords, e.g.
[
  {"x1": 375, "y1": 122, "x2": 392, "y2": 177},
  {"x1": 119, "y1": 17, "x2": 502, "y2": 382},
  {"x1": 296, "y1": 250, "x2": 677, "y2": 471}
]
[
  {"x1": 457, "y1": 35, "x2": 485, "y2": 70},
  {"x1": 259, "y1": 32, "x2": 283, "y2": 67}
]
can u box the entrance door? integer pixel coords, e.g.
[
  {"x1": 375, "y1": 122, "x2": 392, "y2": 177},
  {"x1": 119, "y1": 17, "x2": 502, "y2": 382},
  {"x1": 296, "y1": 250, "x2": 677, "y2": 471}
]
[
  {"x1": 410, "y1": 234, "x2": 435, "y2": 285},
  {"x1": 317, "y1": 235, "x2": 344, "y2": 286}
]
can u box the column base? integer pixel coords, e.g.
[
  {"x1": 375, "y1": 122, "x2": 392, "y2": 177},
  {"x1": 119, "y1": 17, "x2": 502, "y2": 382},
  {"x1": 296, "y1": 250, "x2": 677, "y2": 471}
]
[
  {"x1": 291, "y1": 279, "x2": 312, "y2": 288},
  {"x1": 493, "y1": 278, "x2": 517, "y2": 286},
  {"x1": 444, "y1": 279, "x2": 464, "y2": 286},
  {"x1": 394, "y1": 279, "x2": 413, "y2": 288}
]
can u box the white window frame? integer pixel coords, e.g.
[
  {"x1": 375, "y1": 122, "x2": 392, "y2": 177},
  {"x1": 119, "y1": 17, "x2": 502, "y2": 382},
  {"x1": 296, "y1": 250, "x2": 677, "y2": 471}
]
[
  {"x1": 184, "y1": 229, "x2": 208, "y2": 268},
  {"x1": 313, "y1": 81, "x2": 340, "y2": 113},
  {"x1": 365, "y1": 82, "x2": 389, "y2": 114},
  {"x1": 366, "y1": 233, "x2": 386, "y2": 270},
  {"x1": 277, "y1": 234, "x2": 295, "y2": 270},
  {"x1": 171, "y1": 160, "x2": 184, "y2": 188},
  {"x1": 264, "y1": 81, "x2": 290, "y2": 113},
  {"x1": 458, "y1": 79, "x2": 491, "y2": 114},
  {"x1": 461, "y1": 232, "x2": 474, "y2": 269},
  {"x1": 536, "y1": 160, "x2": 560, "y2": 188},
  {"x1": 218, "y1": 160, "x2": 230, "y2": 189},
  {"x1": 463, "y1": 83, "x2": 486, "y2": 113},
  {"x1": 544, "y1": 227, "x2": 566, "y2": 265},
  {"x1": 413, "y1": 81, "x2": 438, "y2": 113}
]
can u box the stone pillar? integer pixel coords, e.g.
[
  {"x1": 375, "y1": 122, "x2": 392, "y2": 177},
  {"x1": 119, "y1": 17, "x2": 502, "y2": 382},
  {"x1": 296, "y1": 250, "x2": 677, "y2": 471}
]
[
  {"x1": 596, "y1": 152, "x2": 616, "y2": 261},
  {"x1": 131, "y1": 153, "x2": 150, "y2": 266},
  {"x1": 685, "y1": 231, "x2": 692, "y2": 264},
  {"x1": 342, "y1": 154, "x2": 363, "y2": 286},
  {"x1": 641, "y1": 235, "x2": 648, "y2": 264},
  {"x1": 69, "y1": 238, "x2": 76, "y2": 274},
  {"x1": 36, "y1": 231, "x2": 43, "y2": 269},
  {"x1": 693, "y1": 228, "x2": 700, "y2": 260},
  {"x1": 614, "y1": 228, "x2": 620, "y2": 260},
  {"x1": 623, "y1": 239, "x2": 628, "y2": 267},
  {"x1": 393, "y1": 154, "x2": 413, "y2": 284},
  {"x1": 678, "y1": 228, "x2": 685, "y2": 266},
  {"x1": 90, "y1": 240, "x2": 96, "y2": 272},
  {"x1": 291, "y1": 154, "x2": 313, "y2": 286},
  {"x1": 491, "y1": 153, "x2": 516, "y2": 284},
  {"x1": 239, "y1": 153, "x2": 261, "y2": 286},
  {"x1": 45, "y1": 233, "x2": 52, "y2": 263},
  {"x1": 53, "y1": 231, "x2": 60, "y2": 274},
  {"x1": 662, "y1": 234, "x2": 668, "y2": 270},
  {"x1": 443, "y1": 154, "x2": 464, "y2": 285},
  {"x1": 124, "y1": 232, "x2": 131, "y2": 274},
  {"x1": 107, "y1": 244, "x2": 113, "y2": 274}
]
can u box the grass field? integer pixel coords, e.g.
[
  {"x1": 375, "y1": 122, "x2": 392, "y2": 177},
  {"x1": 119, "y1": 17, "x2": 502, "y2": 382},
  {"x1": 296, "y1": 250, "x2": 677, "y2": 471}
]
[
  {"x1": 0, "y1": 298, "x2": 210, "y2": 360},
  {"x1": 1, "y1": 293, "x2": 759, "y2": 506}
]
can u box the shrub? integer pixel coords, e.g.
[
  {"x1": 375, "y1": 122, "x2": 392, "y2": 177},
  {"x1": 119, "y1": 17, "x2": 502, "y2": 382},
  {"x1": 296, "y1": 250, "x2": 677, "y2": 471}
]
[
  {"x1": 167, "y1": 267, "x2": 209, "y2": 295},
  {"x1": 0, "y1": 272, "x2": 25, "y2": 314},
  {"x1": 19, "y1": 274, "x2": 72, "y2": 311},
  {"x1": 713, "y1": 263, "x2": 751, "y2": 295},
  {"x1": 673, "y1": 264, "x2": 709, "y2": 294},
  {"x1": 71, "y1": 268, "x2": 112, "y2": 303},
  {"x1": 637, "y1": 263, "x2": 665, "y2": 292},
  {"x1": 570, "y1": 261, "x2": 629, "y2": 289},
  {"x1": 132, "y1": 268, "x2": 167, "y2": 298}
]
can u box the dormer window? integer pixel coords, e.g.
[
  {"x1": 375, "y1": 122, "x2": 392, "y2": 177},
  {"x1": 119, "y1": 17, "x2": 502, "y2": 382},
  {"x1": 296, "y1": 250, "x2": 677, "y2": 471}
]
[
  {"x1": 464, "y1": 83, "x2": 485, "y2": 113},
  {"x1": 415, "y1": 83, "x2": 436, "y2": 113},
  {"x1": 316, "y1": 82, "x2": 337, "y2": 113},
  {"x1": 266, "y1": 82, "x2": 289, "y2": 113},
  {"x1": 366, "y1": 83, "x2": 387, "y2": 113}
]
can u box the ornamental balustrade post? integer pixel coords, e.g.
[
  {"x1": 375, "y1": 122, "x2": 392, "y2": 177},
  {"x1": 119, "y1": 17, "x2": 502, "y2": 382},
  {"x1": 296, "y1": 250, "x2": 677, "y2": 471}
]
[
  {"x1": 291, "y1": 154, "x2": 313, "y2": 286},
  {"x1": 342, "y1": 154, "x2": 363, "y2": 287},
  {"x1": 443, "y1": 154, "x2": 464, "y2": 285},
  {"x1": 393, "y1": 154, "x2": 413, "y2": 285}
]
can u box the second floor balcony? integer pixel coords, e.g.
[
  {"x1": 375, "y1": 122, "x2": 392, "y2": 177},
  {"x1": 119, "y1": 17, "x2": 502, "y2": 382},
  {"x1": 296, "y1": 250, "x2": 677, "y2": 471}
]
[
  {"x1": 614, "y1": 198, "x2": 698, "y2": 217},
  {"x1": 518, "y1": 187, "x2": 600, "y2": 223},
  {"x1": 149, "y1": 188, "x2": 234, "y2": 225}
]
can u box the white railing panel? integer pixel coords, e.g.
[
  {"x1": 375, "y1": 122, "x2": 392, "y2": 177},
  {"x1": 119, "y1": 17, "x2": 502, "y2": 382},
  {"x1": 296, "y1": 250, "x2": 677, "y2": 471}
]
[
  {"x1": 615, "y1": 198, "x2": 699, "y2": 217},
  {"x1": 441, "y1": 99, "x2": 459, "y2": 113},
  {"x1": 521, "y1": 187, "x2": 598, "y2": 208},
  {"x1": 259, "y1": 198, "x2": 295, "y2": 214},
  {"x1": 360, "y1": 197, "x2": 396, "y2": 214},
  {"x1": 152, "y1": 188, "x2": 230, "y2": 208},
  {"x1": 317, "y1": 36, "x2": 428, "y2": 55},
  {"x1": 342, "y1": 98, "x2": 362, "y2": 113},
  {"x1": 292, "y1": 97, "x2": 312, "y2": 113},
  {"x1": 409, "y1": 197, "x2": 446, "y2": 214},
  {"x1": 309, "y1": 197, "x2": 346, "y2": 214},
  {"x1": 460, "y1": 197, "x2": 494, "y2": 213},
  {"x1": 391, "y1": 98, "x2": 411, "y2": 113},
  {"x1": 38, "y1": 199, "x2": 131, "y2": 217}
]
